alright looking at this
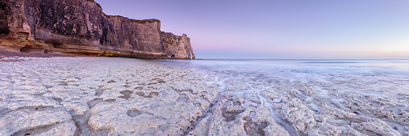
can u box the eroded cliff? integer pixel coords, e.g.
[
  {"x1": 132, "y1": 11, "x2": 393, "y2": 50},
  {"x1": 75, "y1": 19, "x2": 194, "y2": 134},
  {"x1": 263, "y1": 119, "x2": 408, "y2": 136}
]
[
  {"x1": 0, "y1": 0, "x2": 194, "y2": 59},
  {"x1": 162, "y1": 32, "x2": 195, "y2": 59}
]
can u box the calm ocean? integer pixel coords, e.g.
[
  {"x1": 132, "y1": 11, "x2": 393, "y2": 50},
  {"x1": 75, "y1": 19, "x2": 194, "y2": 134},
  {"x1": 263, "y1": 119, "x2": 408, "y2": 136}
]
[
  {"x1": 154, "y1": 59, "x2": 409, "y2": 76},
  {"x1": 155, "y1": 59, "x2": 409, "y2": 97}
]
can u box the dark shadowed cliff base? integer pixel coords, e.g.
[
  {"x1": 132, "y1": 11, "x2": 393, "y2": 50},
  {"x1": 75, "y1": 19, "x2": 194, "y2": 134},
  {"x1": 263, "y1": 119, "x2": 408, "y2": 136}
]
[
  {"x1": 0, "y1": 50, "x2": 70, "y2": 57},
  {"x1": 0, "y1": 0, "x2": 195, "y2": 59}
]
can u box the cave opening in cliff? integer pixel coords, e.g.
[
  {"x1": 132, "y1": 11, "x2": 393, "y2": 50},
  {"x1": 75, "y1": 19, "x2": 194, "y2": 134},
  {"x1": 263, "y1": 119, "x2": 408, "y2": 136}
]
[
  {"x1": 52, "y1": 43, "x2": 62, "y2": 48},
  {"x1": 171, "y1": 55, "x2": 175, "y2": 58},
  {"x1": 20, "y1": 47, "x2": 30, "y2": 53},
  {"x1": 0, "y1": 2, "x2": 10, "y2": 35}
]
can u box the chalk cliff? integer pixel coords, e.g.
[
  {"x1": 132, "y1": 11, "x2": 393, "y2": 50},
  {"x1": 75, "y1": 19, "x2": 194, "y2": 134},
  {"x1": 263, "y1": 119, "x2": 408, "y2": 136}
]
[
  {"x1": 162, "y1": 32, "x2": 195, "y2": 59},
  {"x1": 0, "y1": 0, "x2": 195, "y2": 59}
]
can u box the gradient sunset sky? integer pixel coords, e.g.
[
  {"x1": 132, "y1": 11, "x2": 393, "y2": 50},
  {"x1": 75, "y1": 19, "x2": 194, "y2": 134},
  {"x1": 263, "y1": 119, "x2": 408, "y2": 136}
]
[{"x1": 95, "y1": 0, "x2": 409, "y2": 59}]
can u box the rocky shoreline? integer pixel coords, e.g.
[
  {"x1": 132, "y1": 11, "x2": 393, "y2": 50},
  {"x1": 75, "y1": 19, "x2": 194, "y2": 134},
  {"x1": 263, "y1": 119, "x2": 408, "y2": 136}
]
[
  {"x1": 0, "y1": 57, "x2": 217, "y2": 135},
  {"x1": 1, "y1": 57, "x2": 408, "y2": 136}
]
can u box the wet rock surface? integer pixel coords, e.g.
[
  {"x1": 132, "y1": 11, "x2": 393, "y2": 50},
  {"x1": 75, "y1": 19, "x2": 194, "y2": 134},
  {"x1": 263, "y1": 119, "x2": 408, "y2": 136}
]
[
  {"x1": 185, "y1": 62, "x2": 409, "y2": 136},
  {"x1": 0, "y1": 57, "x2": 216, "y2": 135},
  {"x1": 1, "y1": 57, "x2": 409, "y2": 136}
]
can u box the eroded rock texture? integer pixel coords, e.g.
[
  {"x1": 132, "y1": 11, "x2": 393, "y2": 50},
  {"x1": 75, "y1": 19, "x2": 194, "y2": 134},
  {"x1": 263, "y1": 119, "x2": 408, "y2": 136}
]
[
  {"x1": 2, "y1": 57, "x2": 409, "y2": 135},
  {"x1": 0, "y1": 0, "x2": 194, "y2": 59},
  {"x1": 162, "y1": 32, "x2": 195, "y2": 59},
  {"x1": 0, "y1": 57, "x2": 213, "y2": 135}
]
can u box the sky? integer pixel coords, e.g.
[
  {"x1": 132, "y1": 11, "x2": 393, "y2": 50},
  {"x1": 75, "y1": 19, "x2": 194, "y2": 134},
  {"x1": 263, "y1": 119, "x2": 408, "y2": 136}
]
[{"x1": 94, "y1": 0, "x2": 409, "y2": 59}]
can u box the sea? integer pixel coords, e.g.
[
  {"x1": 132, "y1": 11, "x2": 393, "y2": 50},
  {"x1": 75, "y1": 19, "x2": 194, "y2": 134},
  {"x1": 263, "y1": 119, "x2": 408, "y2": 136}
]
[
  {"x1": 154, "y1": 59, "x2": 409, "y2": 100},
  {"x1": 157, "y1": 58, "x2": 409, "y2": 95}
]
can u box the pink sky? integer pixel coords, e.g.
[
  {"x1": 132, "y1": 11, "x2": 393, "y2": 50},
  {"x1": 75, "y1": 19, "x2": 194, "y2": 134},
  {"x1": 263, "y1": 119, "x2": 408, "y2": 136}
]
[{"x1": 95, "y1": 0, "x2": 409, "y2": 59}]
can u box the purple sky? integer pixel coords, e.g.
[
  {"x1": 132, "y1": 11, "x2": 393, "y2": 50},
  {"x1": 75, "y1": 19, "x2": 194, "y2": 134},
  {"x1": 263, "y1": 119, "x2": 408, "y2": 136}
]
[{"x1": 95, "y1": 0, "x2": 409, "y2": 59}]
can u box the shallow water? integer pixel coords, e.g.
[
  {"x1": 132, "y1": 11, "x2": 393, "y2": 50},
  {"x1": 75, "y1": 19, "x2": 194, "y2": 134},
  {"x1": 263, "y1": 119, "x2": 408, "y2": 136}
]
[{"x1": 155, "y1": 59, "x2": 409, "y2": 135}]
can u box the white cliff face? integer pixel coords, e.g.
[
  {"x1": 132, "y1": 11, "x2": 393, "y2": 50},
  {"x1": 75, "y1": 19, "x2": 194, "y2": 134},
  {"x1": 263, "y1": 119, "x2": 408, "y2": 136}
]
[
  {"x1": 162, "y1": 32, "x2": 195, "y2": 59},
  {"x1": 0, "y1": 0, "x2": 193, "y2": 59}
]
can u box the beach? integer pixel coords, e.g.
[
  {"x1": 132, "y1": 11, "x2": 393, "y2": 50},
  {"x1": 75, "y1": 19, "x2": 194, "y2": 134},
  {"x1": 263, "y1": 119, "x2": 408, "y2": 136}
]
[
  {"x1": 1, "y1": 0, "x2": 407, "y2": 135},
  {"x1": 0, "y1": 57, "x2": 408, "y2": 136},
  {"x1": 0, "y1": 57, "x2": 216, "y2": 135}
]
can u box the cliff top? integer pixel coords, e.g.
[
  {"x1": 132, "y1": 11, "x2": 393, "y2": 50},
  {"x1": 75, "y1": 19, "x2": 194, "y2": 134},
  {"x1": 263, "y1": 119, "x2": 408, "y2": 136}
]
[
  {"x1": 102, "y1": 13, "x2": 161, "y2": 24},
  {"x1": 85, "y1": 0, "x2": 102, "y2": 9}
]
